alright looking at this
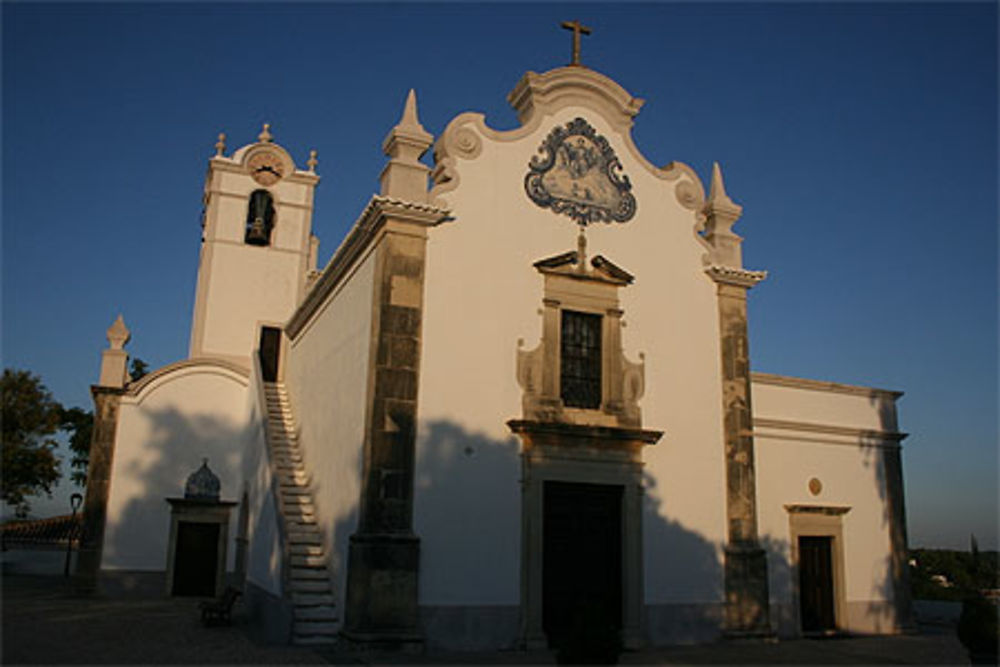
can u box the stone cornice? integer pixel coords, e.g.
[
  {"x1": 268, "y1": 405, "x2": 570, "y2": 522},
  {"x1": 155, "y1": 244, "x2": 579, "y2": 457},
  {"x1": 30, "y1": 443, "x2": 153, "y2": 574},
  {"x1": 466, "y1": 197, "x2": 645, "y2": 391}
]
[
  {"x1": 507, "y1": 419, "x2": 662, "y2": 445},
  {"x1": 124, "y1": 358, "x2": 250, "y2": 400},
  {"x1": 751, "y1": 371, "x2": 903, "y2": 400},
  {"x1": 286, "y1": 196, "x2": 451, "y2": 339},
  {"x1": 784, "y1": 504, "x2": 852, "y2": 516},
  {"x1": 753, "y1": 417, "x2": 907, "y2": 444},
  {"x1": 704, "y1": 265, "x2": 767, "y2": 287}
]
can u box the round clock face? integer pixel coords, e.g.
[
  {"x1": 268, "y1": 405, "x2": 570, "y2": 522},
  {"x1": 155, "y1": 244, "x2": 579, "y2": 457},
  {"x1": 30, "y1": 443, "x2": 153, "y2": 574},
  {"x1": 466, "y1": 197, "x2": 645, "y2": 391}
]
[{"x1": 248, "y1": 151, "x2": 284, "y2": 185}]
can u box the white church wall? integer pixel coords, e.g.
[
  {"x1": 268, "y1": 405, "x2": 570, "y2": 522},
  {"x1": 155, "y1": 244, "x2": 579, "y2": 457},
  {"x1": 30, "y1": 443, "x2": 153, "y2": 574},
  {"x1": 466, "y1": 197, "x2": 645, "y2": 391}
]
[
  {"x1": 284, "y1": 247, "x2": 376, "y2": 603},
  {"x1": 101, "y1": 363, "x2": 250, "y2": 576},
  {"x1": 753, "y1": 377, "x2": 901, "y2": 636},
  {"x1": 419, "y1": 99, "x2": 728, "y2": 639}
]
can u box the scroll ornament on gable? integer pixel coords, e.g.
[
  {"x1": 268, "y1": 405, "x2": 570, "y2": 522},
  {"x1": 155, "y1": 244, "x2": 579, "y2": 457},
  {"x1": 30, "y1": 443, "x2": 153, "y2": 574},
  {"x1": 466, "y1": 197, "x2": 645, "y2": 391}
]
[{"x1": 525, "y1": 117, "x2": 636, "y2": 226}]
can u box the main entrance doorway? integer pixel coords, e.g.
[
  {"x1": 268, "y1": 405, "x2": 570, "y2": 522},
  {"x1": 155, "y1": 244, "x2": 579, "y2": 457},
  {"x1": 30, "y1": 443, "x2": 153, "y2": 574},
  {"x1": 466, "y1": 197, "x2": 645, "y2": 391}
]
[
  {"x1": 798, "y1": 535, "x2": 836, "y2": 632},
  {"x1": 542, "y1": 481, "x2": 623, "y2": 647},
  {"x1": 171, "y1": 521, "x2": 220, "y2": 596}
]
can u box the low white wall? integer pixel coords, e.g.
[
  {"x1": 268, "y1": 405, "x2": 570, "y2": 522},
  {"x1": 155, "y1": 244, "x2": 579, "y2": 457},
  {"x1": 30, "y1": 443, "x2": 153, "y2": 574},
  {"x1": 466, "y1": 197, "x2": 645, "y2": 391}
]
[
  {"x1": 284, "y1": 248, "x2": 375, "y2": 602},
  {"x1": 241, "y1": 359, "x2": 283, "y2": 597},
  {"x1": 102, "y1": 362, "x2": 250, "y2": 572}
]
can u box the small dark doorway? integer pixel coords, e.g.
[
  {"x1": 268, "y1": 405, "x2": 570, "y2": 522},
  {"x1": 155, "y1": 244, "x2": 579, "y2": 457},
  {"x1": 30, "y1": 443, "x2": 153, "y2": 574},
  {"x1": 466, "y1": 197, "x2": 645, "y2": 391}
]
[
  {"x1": 172, "y1": 521, "x2": 220, "y2": 597},
  {"x1": 542, "y1": 481, "x2": 623, "y2": 648},
  {"x1": 799, "y1": 535, "x2": 836, "y2": 632},
  {"x1": 259, "y1": 326, "x2": 281, "y2": 382}
]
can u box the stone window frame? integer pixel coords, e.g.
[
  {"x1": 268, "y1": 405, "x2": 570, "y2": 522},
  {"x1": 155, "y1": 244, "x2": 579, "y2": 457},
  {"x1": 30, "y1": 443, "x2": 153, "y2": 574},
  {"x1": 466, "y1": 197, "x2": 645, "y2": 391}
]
[
  {"x1": 165, "y1": 498, "x2": 237, "y2": 598},
  {"x1": 517, "y1": 250, "x2": 643, "y2": 429},
  {"x1": 785, "y1": 505, "x2": 850, "y2": 635}
]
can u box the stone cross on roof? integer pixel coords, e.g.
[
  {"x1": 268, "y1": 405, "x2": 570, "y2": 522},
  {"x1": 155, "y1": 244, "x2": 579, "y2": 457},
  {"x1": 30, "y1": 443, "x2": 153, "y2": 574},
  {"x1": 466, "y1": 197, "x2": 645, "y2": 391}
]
[{"x1": 561, "y1": 20, "x2": 592, "y2": 66}]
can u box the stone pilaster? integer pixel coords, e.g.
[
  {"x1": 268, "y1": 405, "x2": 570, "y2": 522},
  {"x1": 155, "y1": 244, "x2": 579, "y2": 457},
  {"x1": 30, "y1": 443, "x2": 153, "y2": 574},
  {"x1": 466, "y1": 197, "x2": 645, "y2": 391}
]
[
  {"x1": 703, "y1": 163, "x2": 771, "y2": 636},
  {"x1": 716, "y1": 282, "x2": 771, "y2": 636},
  {"x1": 341, "y1": 201, "x2": 443, "y2": 651},
  {"x1": 883, "y1": 443, "x2": 916, "y2": 631},
  {"x1": 75, "y1": 386, "x2": 124, "y2": 591},
  {"x1": 342, "y1": 91, "x2": 438, "y2": 652}
]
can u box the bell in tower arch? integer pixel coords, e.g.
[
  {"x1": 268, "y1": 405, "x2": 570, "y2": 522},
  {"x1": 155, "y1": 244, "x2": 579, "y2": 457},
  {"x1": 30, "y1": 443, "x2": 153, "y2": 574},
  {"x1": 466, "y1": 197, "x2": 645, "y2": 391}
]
[{"x1": 245, "y1": 190, "x2": 275, "y2": 246}]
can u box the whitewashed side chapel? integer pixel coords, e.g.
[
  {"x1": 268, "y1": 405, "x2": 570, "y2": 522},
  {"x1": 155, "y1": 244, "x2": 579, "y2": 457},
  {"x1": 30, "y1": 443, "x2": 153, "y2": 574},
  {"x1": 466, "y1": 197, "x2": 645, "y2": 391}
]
[{"x1": 76, "y1": 23, "x2": 914, "y2": 651}]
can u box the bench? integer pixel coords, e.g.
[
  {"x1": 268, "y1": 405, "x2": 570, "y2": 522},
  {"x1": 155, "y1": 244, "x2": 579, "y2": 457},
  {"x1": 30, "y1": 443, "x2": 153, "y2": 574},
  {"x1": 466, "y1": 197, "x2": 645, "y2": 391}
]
[{"x1": 199, "y1": 586, "x2": 242, "y2": 626}]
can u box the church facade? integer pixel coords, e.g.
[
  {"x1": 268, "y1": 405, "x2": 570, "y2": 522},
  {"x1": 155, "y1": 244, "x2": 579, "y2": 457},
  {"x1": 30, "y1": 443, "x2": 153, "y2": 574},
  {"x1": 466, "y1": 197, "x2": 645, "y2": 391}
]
[{"x1": 76, "y1": 58, "x2": 913, "y2": 650}]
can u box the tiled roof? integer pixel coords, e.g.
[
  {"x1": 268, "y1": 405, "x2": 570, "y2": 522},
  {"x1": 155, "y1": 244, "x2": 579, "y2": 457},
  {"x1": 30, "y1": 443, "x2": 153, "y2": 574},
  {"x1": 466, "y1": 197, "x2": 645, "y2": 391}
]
[{"x1": 1, "y1": 514, "x2": 82, "y2": 546}]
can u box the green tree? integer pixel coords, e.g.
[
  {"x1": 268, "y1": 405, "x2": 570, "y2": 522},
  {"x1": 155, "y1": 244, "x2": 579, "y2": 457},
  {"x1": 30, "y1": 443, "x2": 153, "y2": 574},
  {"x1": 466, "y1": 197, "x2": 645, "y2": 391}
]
[
  {"x1": 1, "y1": 369, "x2": 63, "y2": 517},
  {"x1": 129, "y1": 357, "x2": 149, "y2": 382},
  {"x1": 60, "y1": 406, "x2": 93, "y2": 487}
]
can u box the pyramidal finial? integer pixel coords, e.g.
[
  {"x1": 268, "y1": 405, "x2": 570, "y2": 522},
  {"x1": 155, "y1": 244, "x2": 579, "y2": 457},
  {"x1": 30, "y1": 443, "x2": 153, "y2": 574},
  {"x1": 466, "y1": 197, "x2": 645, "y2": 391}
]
[
  {"x1": 380, "y1": 89, "x2": 434, "y2": 202},
  {"x1": 708, "y1": 162, "x2": 729, "y2": 204},
  {"x1": 398, "y1": 89, "x2": 425, "y2": 133},
  {"x1": 107, "y1": 314, "x2": 130, "y2": 350},
  {"x1": 258, "y1": 123, "x2": 273, "y2": 143},
  {"x1": 215, "y1": 132, "x2": 226, "y2": 156}
]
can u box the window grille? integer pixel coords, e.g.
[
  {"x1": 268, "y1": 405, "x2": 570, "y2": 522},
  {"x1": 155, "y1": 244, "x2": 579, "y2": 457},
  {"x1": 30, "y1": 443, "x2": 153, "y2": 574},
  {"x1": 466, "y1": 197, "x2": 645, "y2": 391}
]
[{"x1": 561, "y1": 310, "x2": 602, "y2": 409}]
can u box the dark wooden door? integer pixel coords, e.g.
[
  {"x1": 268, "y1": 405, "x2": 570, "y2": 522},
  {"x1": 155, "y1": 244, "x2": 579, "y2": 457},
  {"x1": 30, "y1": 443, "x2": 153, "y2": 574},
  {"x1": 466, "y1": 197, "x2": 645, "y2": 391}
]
[
  {"x1": 259, "y1": 326, "x2": 281, "y2": 382},
  {"x1": 172, "y1": 521, "x2": 219, "y2": 597},
  {"x1": 542, "y1": 481, "x2": 622, "y2": 648},
  {"x1": 799, "y1": 535, "x2": 836, "y2": 632}
]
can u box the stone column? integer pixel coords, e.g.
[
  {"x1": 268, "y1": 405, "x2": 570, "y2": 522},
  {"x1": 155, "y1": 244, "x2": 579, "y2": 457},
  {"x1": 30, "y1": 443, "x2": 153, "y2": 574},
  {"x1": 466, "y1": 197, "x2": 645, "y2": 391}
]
[
  {"x1": 703, "y1": 163, "x2": 772, "y2": 636},
  {"x1": 716, "y1": 280, "x2": 771, "y2": 636},
  {"x1": 343, "y1": 220, "x2": 426, "y2": 650},
  {"x1": 76, "y1": 316, "x2": 131, "y2": 591},
  {"x1": 883, "y1": 442, "x2": 915, "y2": 631}
]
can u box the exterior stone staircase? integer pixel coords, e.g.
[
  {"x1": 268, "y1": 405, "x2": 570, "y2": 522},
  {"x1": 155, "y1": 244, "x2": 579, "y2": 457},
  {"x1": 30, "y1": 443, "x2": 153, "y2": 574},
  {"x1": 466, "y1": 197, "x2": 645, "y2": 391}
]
[{"x1": 262, "y1": 382, "x2": 339, "y2": 645}]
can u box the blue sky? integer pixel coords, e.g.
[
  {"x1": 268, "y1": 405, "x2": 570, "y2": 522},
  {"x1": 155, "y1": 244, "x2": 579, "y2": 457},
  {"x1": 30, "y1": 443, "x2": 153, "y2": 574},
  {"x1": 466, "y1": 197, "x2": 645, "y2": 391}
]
[{"x1": 3, "y1": 3, "x2": 997, "y2": 549}]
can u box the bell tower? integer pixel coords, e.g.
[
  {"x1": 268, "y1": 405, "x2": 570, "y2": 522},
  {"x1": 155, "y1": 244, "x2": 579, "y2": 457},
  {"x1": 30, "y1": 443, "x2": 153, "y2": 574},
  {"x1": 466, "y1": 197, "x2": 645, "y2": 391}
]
[{"x1": 189, "y1": 125, "x2": 320, "y2": 368}]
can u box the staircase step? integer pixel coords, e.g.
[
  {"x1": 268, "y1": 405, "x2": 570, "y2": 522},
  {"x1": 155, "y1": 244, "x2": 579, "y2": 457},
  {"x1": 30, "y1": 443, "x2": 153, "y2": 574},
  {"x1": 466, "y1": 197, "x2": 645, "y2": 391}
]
[
  {"x1": 294, "y1": 605, "x2": 338, "y2": 621},
  {"x1": 292, "y1": 634, "x2": 337, "y2": 646},
  {"x1": 294, "y1": 621, "x2": 339, "y2": 635},
  {"x1": 281, "y1": 486, "x2": 311, "y2": 496},
  {"x1": 289, "y1": 532, "x2": 322, "y2": 545},
  {"x1": 291, "y1": 566, "x2": 329, "y2": 580},
  {"x1": 289, "y1": 543, "x2": 324, "y2": 556},
  {"x1": 287, "y1": 518, "x2": 318, "y2": 530},
  {"x1": 291, "y1": 579, "x2": 333, "y2": 593},
  {"x1": 293, "y1": 592, "x2": 336, "y2": 606},
  {"x1": 290, "y1": 554, "x2": 328, "y2": 567}
]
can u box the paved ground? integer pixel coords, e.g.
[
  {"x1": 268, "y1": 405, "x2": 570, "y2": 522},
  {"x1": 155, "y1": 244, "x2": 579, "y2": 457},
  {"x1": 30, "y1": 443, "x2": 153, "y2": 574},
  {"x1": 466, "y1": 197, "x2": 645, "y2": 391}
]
[{"x1": 2, "y1": 573, "x2": 971, "y2": 665}]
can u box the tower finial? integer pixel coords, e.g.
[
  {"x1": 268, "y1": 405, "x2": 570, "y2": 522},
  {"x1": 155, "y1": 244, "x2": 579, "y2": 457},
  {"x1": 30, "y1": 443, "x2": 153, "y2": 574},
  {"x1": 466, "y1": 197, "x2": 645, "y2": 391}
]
[
  {"x1": 258, "y1": 123, "x2": 273, "y2": 143},
  {"x1": 702, "y1": 162, "x2": 745, "y2": 268},
  {"x1": 307, "y1": 149, "x2": 318, "y2": 173},
  {"x1": 215, "y1": 132, "x2": 226, "y2": 156},
  {"x1": 709, "y1": 162, "x2": 732, "y2": 206},
  {"x1": 399, "y1": 89, "x2": 424, "y2": 132},
  {"x1": 379, "y1": 89, "x2": 434, "y2": 202}
]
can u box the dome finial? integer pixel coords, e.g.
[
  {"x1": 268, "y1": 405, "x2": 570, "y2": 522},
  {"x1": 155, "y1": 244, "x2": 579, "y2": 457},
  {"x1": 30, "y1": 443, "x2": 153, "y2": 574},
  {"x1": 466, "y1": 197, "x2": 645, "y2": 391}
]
[
  {"x1": 184, "y1": 459, "x2": 221, "y2": 501},
  {"x1": 215, "y1": 132, "x2": 226, "y2": 156},
  {"x1": 307, "y1": 149, "x2": 318, "y2": 173},
  {"x1": 258, "y1": 123, "x2": 273, "y2": 143}
]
